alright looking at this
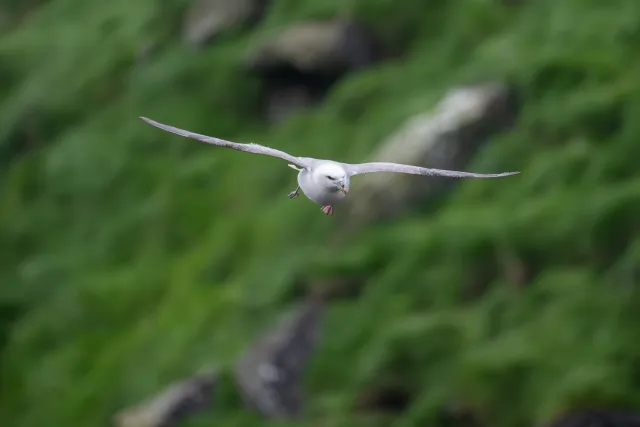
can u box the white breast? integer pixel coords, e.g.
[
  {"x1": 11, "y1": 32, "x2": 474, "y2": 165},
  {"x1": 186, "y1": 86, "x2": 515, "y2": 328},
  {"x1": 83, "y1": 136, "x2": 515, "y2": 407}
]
[{"x1": 297, "y1": 169, "x2": 347, "y2": 206}]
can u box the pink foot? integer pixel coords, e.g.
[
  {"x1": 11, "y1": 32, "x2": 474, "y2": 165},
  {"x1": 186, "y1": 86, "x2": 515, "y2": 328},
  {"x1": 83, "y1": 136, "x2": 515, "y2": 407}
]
[{"x1": 321, "y1": 205, "x2": 333, "y2": 216}]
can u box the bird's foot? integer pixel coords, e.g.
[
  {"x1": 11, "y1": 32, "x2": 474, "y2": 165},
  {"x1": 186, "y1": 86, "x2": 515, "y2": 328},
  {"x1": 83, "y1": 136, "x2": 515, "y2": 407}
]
[
  {"x1": 321, "y1": 205, "x2": 333, "y2": 216},
  {"x1": 288, "y1": 189, "x2": 299, "y2": 199}
]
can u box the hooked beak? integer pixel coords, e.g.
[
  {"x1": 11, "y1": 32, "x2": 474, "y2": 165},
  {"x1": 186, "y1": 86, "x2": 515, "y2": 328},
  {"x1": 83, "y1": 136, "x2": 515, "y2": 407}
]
[{"x1": 340, "y1": 184, "x2": 348, "y2": 195}]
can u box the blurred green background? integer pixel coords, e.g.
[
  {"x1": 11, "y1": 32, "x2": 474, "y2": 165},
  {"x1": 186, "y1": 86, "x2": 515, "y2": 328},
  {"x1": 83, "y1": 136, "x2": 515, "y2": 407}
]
[{"x1": 2, "y1": 0, "x2": 640, "y2": 426}]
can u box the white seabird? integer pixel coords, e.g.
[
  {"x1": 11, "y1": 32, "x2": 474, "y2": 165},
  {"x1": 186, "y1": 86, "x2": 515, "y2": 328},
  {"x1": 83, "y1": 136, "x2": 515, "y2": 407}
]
[{"x1": 140, "y1": 117, "x2": 520, "y2": 216}]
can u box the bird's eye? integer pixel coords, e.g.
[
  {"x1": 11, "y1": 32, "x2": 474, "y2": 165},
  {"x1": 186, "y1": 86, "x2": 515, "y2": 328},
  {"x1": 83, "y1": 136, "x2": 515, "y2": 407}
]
[{"x1": 326, "y1": 175, "x2": 335, "y2": 180}]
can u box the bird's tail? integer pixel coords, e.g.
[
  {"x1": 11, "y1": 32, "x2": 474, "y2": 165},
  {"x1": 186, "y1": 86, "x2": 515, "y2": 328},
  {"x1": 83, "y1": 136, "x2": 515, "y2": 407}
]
[{"x1": 288, "y1": 164, "x2": 303, "y2": 171}]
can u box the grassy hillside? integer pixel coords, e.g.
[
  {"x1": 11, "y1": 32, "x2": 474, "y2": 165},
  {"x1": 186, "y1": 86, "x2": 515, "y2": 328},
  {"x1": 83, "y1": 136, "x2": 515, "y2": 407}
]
[{"x1": 2, "y1": 0, "x2": 640, "y2": 426}]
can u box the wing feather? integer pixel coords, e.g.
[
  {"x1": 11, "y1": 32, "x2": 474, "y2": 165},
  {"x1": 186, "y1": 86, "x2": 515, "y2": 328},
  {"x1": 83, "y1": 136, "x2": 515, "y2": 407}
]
[
  {"x1": 140, "y1": 117, "x2": 310, "y2": 168},
  {"x1": 344, "y1": 162, "x2": 520, "y2": 178}
]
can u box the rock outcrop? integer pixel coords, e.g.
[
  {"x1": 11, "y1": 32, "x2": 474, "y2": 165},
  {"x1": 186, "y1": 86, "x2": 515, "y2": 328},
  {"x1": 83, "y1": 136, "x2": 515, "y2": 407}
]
[
  {"x1": 113, "y1": 294, "x2": 325, "y2": 426},
  {"x1": 243, "y1": 18, "x2": 382, "y2": 122},
  {"x1": 342, "y1": 82, "x2": 520, "y2": 226},
  {"x1": 182, "y1": 0, "x2": 268, "y2": 48},
  {"x1": 542, "y1": 409, "x2": 640, "y2": 427},
  {"x1": 114, "y1": 368, "x2": 219, "y2": 427}
]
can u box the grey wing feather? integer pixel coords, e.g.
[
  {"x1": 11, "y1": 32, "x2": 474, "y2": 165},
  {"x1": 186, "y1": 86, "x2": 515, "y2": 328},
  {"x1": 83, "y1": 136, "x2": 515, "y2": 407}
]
[
  {"x1": 344, "y1": 162, "x2": 520, "y2": 178},
  {"x1": 140, "y1": 117, "x2": 310, "y2": 168}
]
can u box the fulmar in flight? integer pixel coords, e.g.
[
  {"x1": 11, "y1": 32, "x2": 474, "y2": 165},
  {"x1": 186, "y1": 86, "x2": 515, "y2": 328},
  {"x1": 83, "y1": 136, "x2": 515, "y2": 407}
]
[{"x1": 140, "y1": 117, "x2": 520, "y2": 216}]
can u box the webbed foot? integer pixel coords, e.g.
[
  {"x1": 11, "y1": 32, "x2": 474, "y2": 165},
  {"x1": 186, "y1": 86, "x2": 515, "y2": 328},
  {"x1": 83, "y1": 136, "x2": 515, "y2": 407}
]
[
  {"x1": 288, "y1": 188, "x2": 300, "y2": 198},
  {"x1": 321, "y1": 205, "x2": 333, "y2": 216}
]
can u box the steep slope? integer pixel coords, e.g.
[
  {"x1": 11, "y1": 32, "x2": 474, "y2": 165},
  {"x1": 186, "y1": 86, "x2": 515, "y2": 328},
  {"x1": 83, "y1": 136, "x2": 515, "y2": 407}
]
[{"x1": 1, "y1": 1, "x2": 640, "y2": 426}]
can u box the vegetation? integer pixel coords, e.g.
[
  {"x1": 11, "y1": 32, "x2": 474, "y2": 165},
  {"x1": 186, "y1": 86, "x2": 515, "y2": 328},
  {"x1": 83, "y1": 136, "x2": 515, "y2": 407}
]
[{"x1": 2, "y1": 0, "x2": 640, "y2": 426}]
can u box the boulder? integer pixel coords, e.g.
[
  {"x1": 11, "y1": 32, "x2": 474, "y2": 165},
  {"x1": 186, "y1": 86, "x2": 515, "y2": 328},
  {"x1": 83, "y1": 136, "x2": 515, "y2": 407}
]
[
  {"x1": 182, "y1": 0, "x2": 267, "y2": 48},
  {"x1": 244, "y1": 18, "x2": 381, "y2": 122},
  {"x1": 113, "y1": 294, "x2": 325, "y2": 425},
  {"x1": 113, "y1": 368, "x2": 219, "y2": 427},
  {"x1": 342, "y1": 82, "x2": 520, "y2": 225}
]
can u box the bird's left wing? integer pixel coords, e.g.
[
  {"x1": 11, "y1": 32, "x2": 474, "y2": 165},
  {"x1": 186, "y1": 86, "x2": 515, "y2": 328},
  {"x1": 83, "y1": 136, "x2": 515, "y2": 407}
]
[
  {"x1": 140, "y1": 116, "x2": 311, "y2": 168},
  {"x1": 343, "y1": 162, "x2": 520, "y2": 178}
]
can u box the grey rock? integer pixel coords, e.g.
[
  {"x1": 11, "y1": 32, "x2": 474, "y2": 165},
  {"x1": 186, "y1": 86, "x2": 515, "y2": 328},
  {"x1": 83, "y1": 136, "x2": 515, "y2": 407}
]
[
  {"x1": 113, "y1": 295, "x2": 325, "y2": 425},
  {"x1": 233, "y1": 294, "x2": 325, "y2": 418},
  {"x1": 244, "y1": 18, "x2": 381, "y2": 123},
  {"x1": 343, "y1": 82, "x2": 520, "y2": 225},
  {"x1": 113, "y1": 367, "x2": 219, "y2": 427},
  {"x1": 541, "y1": 409, "x2": 640, "y2": 427},
  {"x1": 182, "y1": 0, "x2": 267, "y2": 48},
  {"x1": 245, "y1": 18, "x2": 380, "y2": 76}
]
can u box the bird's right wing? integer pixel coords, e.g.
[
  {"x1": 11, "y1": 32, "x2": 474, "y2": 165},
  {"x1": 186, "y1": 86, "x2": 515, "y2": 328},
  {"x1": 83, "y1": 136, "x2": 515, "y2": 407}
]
[
  {"x1": 344, "y1": 161, "x2": 520, "y2": 178},
  {"x1": 140, "y1": 117, "x2": 311, "y2": 168}
]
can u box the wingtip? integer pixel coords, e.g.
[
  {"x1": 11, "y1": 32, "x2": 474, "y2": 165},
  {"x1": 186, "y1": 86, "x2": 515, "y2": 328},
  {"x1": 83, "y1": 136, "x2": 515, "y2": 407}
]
[{"x1": 139, "y1": 116, "x2": 161, "y2": 128}]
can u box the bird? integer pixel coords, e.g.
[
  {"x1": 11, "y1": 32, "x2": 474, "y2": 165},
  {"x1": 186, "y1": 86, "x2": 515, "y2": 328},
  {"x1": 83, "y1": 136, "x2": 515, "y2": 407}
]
[{"x1": 139, "y1": 116, "x2": 520, "y2": 216}]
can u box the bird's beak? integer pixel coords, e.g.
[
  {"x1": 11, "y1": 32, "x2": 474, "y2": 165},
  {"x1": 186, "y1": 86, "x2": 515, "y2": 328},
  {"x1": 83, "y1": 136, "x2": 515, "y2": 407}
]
[{"x1": 341, "y1": 185, "x2": 348, "y2": 195}]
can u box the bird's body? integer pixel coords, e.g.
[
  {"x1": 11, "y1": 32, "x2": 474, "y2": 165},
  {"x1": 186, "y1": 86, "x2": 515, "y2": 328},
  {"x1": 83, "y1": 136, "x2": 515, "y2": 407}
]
[
  {"x1": 293, "y1": 162, "x2": 349, "y2": 214},
  {"x1": 139, "y1": 117, "x2": 520, "y2": 216}
]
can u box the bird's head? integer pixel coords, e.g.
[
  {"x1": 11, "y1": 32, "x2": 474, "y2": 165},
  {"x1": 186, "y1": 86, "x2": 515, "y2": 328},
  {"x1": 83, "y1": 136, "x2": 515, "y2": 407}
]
[{"x1": 314, "y1": 163, "x2": 350, "y2": 195}]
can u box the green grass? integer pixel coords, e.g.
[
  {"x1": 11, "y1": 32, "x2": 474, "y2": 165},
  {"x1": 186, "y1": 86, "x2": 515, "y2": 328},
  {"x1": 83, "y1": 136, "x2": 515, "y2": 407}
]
[{"x1": 2, "y1": 0, "x2": 640, "y2": 426}]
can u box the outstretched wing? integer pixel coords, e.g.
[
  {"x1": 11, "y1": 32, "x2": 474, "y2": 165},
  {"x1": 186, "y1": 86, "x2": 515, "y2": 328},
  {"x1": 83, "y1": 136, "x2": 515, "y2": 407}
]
[
  {"x1": 344, "y1": 162, "x2": 520, "y2": 178},
  {"x1": 140, "y1": 117, "x2": 311, "y2": 168}
]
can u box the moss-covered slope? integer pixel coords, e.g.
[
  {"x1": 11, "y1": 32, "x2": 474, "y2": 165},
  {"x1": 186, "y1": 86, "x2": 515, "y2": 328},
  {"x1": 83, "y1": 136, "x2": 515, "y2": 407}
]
[{"x1": 1, "y1": 1, "x2": 640, "y2": 426}]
